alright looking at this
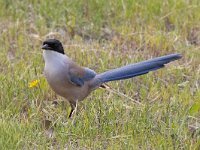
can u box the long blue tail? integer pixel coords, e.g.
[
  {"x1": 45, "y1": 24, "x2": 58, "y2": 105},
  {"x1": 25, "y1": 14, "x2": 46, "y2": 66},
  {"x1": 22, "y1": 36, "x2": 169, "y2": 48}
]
[{"x1": 95, "y1": 54, "x2": 181, "y2": 84}]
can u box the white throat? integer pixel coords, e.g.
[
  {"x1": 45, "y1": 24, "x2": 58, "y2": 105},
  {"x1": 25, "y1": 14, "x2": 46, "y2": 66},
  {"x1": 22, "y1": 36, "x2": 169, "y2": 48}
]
[
  {"x1": 43, "y1": 50, "x2": 64, "y2": 61},
  {"x1": 43, "y1": 50, "x2": 70, "y2": 70}
]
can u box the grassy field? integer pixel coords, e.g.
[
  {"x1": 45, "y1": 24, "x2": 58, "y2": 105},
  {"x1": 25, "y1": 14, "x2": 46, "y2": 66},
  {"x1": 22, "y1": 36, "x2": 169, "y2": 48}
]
[{"x1": 0, "y1": 0, "x2": 200, "y2": 149}]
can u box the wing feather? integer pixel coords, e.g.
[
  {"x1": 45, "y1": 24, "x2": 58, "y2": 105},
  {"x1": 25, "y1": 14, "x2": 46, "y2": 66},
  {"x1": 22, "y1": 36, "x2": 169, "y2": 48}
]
[{"x1": 68, "y1": 63, "x2": 96, "y2": 86}]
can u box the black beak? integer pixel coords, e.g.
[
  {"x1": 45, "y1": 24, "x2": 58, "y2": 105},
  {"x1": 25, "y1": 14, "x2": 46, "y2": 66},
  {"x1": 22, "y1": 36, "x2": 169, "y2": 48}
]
[{"x1": 41, "y1": 44, "x2": 50, "y2": 50}]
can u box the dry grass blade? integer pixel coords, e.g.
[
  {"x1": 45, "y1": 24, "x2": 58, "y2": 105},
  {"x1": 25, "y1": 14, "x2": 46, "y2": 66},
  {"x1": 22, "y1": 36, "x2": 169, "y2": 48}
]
[{"x1": 101, "y1": 84, "x2": 144, "y2": 106}]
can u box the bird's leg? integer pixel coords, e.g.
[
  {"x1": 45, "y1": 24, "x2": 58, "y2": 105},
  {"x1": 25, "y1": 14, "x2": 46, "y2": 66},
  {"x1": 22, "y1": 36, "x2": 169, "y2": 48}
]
[
  {"x1": 69, "y1": 103, "x2": 75, "y2": 118},
  {"x1": 68, "y1": 101, "x2": 78, "y2": 118}
]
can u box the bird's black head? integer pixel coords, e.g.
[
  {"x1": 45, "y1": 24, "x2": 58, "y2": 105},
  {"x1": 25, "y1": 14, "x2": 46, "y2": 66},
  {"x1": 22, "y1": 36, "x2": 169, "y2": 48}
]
[{"x1": 42, "y1": 39, "x2": 65, "y2": 54}]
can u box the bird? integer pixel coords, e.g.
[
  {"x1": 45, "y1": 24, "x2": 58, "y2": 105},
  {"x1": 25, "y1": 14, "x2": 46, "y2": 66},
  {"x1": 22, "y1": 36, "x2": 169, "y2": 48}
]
[{"x1": 41, "y1": 39, "x2": 182, "y2": 117}]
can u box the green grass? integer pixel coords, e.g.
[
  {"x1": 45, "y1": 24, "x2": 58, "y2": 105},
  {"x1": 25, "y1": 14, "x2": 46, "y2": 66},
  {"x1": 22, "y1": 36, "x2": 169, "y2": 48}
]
[{"x1": 0, "y1": 0, "x2": 200, "y2": 149}]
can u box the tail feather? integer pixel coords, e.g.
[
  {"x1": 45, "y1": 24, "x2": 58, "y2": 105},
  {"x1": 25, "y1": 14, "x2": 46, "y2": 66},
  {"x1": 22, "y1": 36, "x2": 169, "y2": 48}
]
[{"x1": 96, "y1": 53, "x2": 182, "y2": 83}]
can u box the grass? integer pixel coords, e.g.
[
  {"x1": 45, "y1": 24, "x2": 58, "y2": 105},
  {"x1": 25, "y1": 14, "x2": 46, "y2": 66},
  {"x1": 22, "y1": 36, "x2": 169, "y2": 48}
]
[{"x1": 0, "y1": 0, "x2": 200, "y2": 149}]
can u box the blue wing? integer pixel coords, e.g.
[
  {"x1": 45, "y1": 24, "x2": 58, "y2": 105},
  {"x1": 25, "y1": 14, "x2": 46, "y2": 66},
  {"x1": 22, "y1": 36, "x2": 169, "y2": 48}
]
[{"x1": 69, "y1": 67, "x2": 96, "y2": 86}]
